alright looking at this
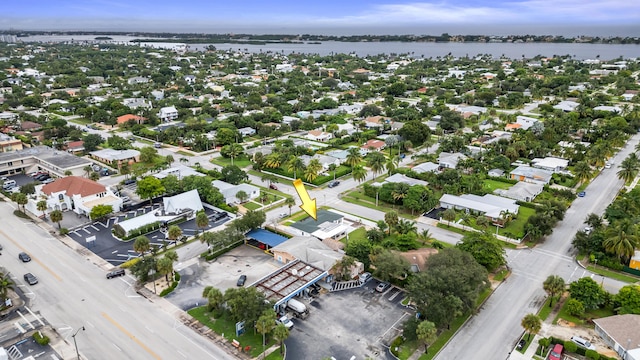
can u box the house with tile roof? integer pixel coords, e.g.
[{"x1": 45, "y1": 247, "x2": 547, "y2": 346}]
[
  {"x1": 360, "y1": 139, "x2": 386, "y2": 154},
  {"x1": 509, "y1": 165, "x2": 553, "y2": 184},
  {"x1": 116, "y1": 114, "x2": 145, "y2": 126},
  {"x1": 306, "y1": 130, "x2": 333, "y2": 142},
  {"x1": 31, "y1": 176, "x2": 122, "y2": 216}
]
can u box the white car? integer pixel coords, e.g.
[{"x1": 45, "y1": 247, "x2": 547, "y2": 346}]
[{"x1": 277, "y1": 316, "x2": 294, "y2": 329}]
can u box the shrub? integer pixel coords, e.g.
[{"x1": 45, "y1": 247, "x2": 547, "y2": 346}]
[
  {"x1": 160, "y1": 279, "x2": 179, "y2": 297},
  {"x1": 33, "y1": 331, "x2": 50, "y2": 345},
  {"x1": 202, "y1": 240, "x2": 244, "y2": 261},
  {"x1": 566, "y1": 298, "x2": 585, "y2": 317},
  {"x1": 564, "y1": 340, "x2": 578, "y2": 353},
  {"x1": 585, "y1": 349, "x2": 600, "y2": 360},
  {"x1": 120, "y1": 257, "x2": 141, "y2": 269},
  {"x1": 390, "y1": 336, "x2": 404, "y2": 356},
  {"x1": 60, "y1": 228, "x2": 69, "y2": 235}
]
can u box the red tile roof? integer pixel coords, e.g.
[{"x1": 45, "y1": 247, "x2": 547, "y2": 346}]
[
  {"x1": 42, "y1": 176, "x2": 106, "y2": 197},
  {"x1": 116, "y1": 114, "x2": 145, "y2": 124},
  {"x1": 362, "y1": 139, "x2": 385, "y2": 149}
]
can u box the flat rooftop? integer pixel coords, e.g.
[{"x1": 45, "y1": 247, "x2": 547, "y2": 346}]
[{"x1": 253, "y1": 259, "x2": 326, "y2": 306}]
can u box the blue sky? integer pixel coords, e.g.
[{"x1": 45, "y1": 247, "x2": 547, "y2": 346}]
[{"x1": 2, "y1": 0, "x2": 639, "y2": 35}]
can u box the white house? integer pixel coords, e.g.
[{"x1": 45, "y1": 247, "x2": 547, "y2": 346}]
[
  {"x1": 32, "y1": 176, "x2": 122, "y2": 217},
  {"x1": 531, "y1": 157, "x2": 569, "y2": 172},
  {"x1": 212, "y1": 180, "x2": 260, "y2": 204},
  {"x1": 439, "y1": 193, "x2": 519, "y2": 225},
  {"x1": 238, "y1": 127, "x2": 256, "y2": 136},
  {"x1": 306, "y1": 130, "x2": 333, "y2": 142},
  {"x1": 438, "y1": 152, "x2": 468, "y2": 169},
  {"x1": 158, "y1": 106, "x2": 179, "y2": 122}
]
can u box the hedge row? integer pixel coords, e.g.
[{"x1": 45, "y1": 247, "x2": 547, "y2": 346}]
[
  {"x1": 202, "y1": 240, "x2": 245, "y2": 261},
  {"x1": 160, "y1": 273, "x2": 181, "y2": 297}
]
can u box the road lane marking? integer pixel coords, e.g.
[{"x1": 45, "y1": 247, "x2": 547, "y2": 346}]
[
  {"x1": 101, "y1": 312, "x2": 162, "y2": 360},
  {"x1": 0, "y1": 229, "x2": 62, "y2": 282}
]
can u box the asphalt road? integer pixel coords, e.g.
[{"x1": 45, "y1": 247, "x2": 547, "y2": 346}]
[
  {"x1": 0, "y1": 201, "x2": 235, "y2": 360},
  {"x1": 435, "y1": 133, "x2": 640, "y2": 360}
]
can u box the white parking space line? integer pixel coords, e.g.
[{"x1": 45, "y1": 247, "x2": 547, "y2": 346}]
[
  {"x1": 81, "y1": 227, "x2": 91, "y2": 234},
  {"x1": 91, "y1": 225, "x2": 100, "y2": 231}
]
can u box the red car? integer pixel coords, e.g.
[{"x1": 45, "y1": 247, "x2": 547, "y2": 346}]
[{"x1": 548, "y1": 344, "x2": 563, "y2": 360}]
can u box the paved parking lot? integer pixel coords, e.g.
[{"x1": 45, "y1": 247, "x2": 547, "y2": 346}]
[
  {"x1": 66, "y1": 205, "x2": 231, "y2": 265},
  {"x1": 285, "y1": 281, "x2": 412, "y2": 360},
  {"x1": 167, "y1": 245, "x2": 279, "y2": 310}
]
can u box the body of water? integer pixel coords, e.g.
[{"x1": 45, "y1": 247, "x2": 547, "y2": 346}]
[{"x1": 21, "y1": 35, "x2": 640, "y2": 60}]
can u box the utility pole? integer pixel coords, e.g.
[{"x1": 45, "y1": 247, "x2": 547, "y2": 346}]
[{"x1": 72, "y1": 326, "x2": 85, "y2": 359}]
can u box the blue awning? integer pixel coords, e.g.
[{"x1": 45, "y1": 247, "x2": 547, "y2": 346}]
[{"x1": 246, "y1": 229, "x2": 289, "y2": 247}]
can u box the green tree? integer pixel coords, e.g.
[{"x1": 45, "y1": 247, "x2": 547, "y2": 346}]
[
  {"x1": 37, "y1": 200, "x2": 48, "y2": 219},
  {"x1": 351, "y1": 165, "x2": 367, "y2": 183},
  {"x1": 573, "y1": 161, "x2": 593, "y2": 185},
  {"x1": 384, "y1": 211, "x2": 399, "y2": 235},
  {"x1": 285, "y1": 197, "x2": 296, "y2": 216},
  {"x1": 304, "y1": 159, "x2": 323, "y2": 182},
  {"x1": 286, "y1": 156, "x2": 305, "y2": 180},
  {"x1": 603, "y1": 219, "x2": 638, "y2": 263},
  {"x1": 521, "y1": 313, "x2": 541, "y2": 340},
  {"x1": 236, "y1": 190, "x2": 249, "y2": 203},
  {"x1": 345, "y1": 147, "x2": 363, "y2": 168},
  {"x1": 196, "y1": 211, "x2": 209, "y2": 235},
  {"x1": 13, "y1": 192, "x2": 27, "y2": 212},
  {"x1": 83, "y1": 133, "x2": 104, "y2": 152},
  {"x1": 613, "y1": 285, "x2": 640, "y2": 314},
  {"x1": 569, "y1": 277, "x2": 607, "y2": 310},
  {"x1": 543, "y1": 275, "x2": 566, "y2": 307},
  {"x1": 221, "y1": 165, "x2": 248, "y2": 185},
  {"x1": 345, "y1": 237, "x2": 373, "y2": 268},
  {"x1": 223, "y1": 287, "x2": 269, "y2": 324},
  {"x1": 617, "y1": 155, "x2": 640, "y2": 183},
  {"x1": 202, "y1": 286, "x2": 224, "y2": 312},
  {"x1": 272, "y1": 323, "x2": 290, "y2": 355},
  {"x1": 566, "y1": 298, "x2": 585, "y2": 317},
  {"x1": 442, "y1": 208, "x2": 456, "y2": 226},
  {"x1": 256, "y1": 310, "x2": 277, "y2": 347},
  {"x1": 407, "y1": 248, "x2": 489, "y2": 329},
  {"x1": 456, "y1": 231, "x2": 506, "y2": 271},
  {"x1": 370, "y1": 249, "x2": 410, "y2": 282},
  {"x1": 156, "y1": 257, "x2": 174, "y2": 282},
  {"x1": 133, "y1": 236, "x2": 151, "y2": 257},
  {"x1": 89, "y1": 171, "x2": 100, "y2": 181},
  {"x1": 50, "y1": 209, "x2": 63, "y2": 229},
  {"x1": 416, "y1": 320, "x2": 438, "y2": 354},
  {"x1": 167, "y1": 225, "x2": 183, "y2": 245},
  {"x1": 395, "y1": 219, "x2": 417, "y2": 235},
  {"x1": 398, "y1": 120, "x2": 431, "y2": 146},
  {"x1": 221, "y1": 143, "x2": 244, "y2": 165},
  {"x1": 366, "y1": 152, "x2": 386, "y2": 179},
  {"x1": 89, "y1": 204, "x2": 113, "y2": 221},
  {"x1": 0, "y1": 272, "x2": 15, "y2": 300},
  {"x1": 136, "y1": 176, "x2": 165, "y2": 204},
  {"x1": 328, "y1": 163, "x2": 337, "y2": 180},
  {"x1": 139, "y1": 146, "x2": 159, "y2": 163}
]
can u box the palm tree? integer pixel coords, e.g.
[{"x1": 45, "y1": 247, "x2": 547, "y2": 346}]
[
  {"x1": 521, "y1": 313, "x2": 541, "y2": 340},
  {"x1": 83, "y1": 165, "x2": 93, "y2": 178},
  {"x1": 391, "y1": 183, "x2": 410, "y2": 203},
  {"x1": 236, "y1": 190, "x2": 249, "y2": 203},
  {"x1": 476, "y1": 215, "x2": 490, "y2": 229},
  {"x1": 133, "y1": 235, "x2": 151, "y2": 257},
  {"x1": 603, "y1": 220, "x2": 638, "y2": 263},
  {"x1": 256, "y1": 310, "x2": 277, "y2": 350},
  {"x1": 165, "y1": 155, "x2": 175, "y2": 167},
  {"x1": 585, "y1": 213, "x2": 604, "y2": 230},
  {"x1": 50, "y1": 210, "x2": 63, "y2": 229},
  {"x1": 386, "y1": 156, "x2": 398, "y2": 175},
  {"x1": 0, "y1": 272, "x2": 15, "y2": 300},
  {"x1": 543, "y1": 275, "x2": 565, "y2": 307},
  {"x1": 618, "y1": 156, "x2": 640, "y2": 184},
  {"x1": 367, "y1": 152, "x2": 386, "y2": 179},
  {"x1": 416, "y1": 320, "x2": 437, "y2": 354},
  {"x1": 37, "y1": 200, "x2": 48, "y2": 219},
  {"x1": 384, "y1": 211, "x2": 399, "y2": 235},
  {"x1": 223, "y1": 143, "x2": 244, "y2": 165},
  {"x1": 351, "y1": 165, "x2": 367, "y2": 183},
  {"x1": 345, "y1": 147, "x2": 363, "y2": 167},
  {"x1": 304, "y1": 159, "x2": 323, "y2": 182},
  {"x1": 573, "y1": 161, "x2": 593, "y2": 185},
  {"x1": 195, "y1": 211, "x2": 209, "y2": 235},
  {"x1": 396, "y1": 219, "x2": 417, "y2": 235},
  {"x1": 202, "y1": 286, "x2": 224, "y2": 312},
  {"x1": 418, "y1": 229, "x2": 434, "y2": 245},
  {"x1": 156, "y1": 257, "x2": 173, "y2": 282},
  {"x1": 285, "y1": 197, "x2": 296, "y2": 216},
  {"x1": 328, "y1": 163, "x2": 338, "y2": 180},
  {"x1": 261, "y1": 173, "x2": 278, "y2": 186},
  {"x1": 286, "y1": 155, "x2": 305, "y2": 179},
  {"x1": 167, "y1": 225, "x2": 183, "y2": 246},
  {"x1": 13, "y1": 193, "x2": 27, "y2": 212},
  {"x1": 272, "y1": 323, "x2": 290, "y2": 355},
  {"x1": 165, "y1": 250, "x2": 178, "y2": 279},
  {"x1": 265, "y1": 153, "x2": 282, "y2": 169},
  {"x1": 442, "y1": 208, "x2": 456, "y2": 227}
]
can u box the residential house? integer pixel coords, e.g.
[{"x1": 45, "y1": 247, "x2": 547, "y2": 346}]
[
  {"x1": 488, "y1": 169, "x2": 505, "y2": 177},
  {"x1": 157, "y1": 106, "x2": 179, "y2": 122},
  {"x1": 0, "y1": 134, "x2": 23, "y2": 153},
  {"x1": 64, "y1": 140, "x2": 85, "y2": 155},
  {"x1": 324, "y1": 149, "x2": 349, "y2": 163},
  {"x1": 19, "y1": 121, "x2": 42, "y2": 132},
  {"x1": 90, "y1": 149, "x2": 140, "y2": 168},
  {"x1": 411, "y1": 162, "x2": 439, "y2": 174},
  {"x1": 363, "y1": 116, "x2": 390, "y2": 129},
  {"x1": 439, "y1": 193, "x2": 519, "y2": 226},
  {"x1": 438, "y1": 152, "x2": 468, "y2": 169},
  {"x1": 553, "y1": 100, "x2": 579, "y2": 112},
  {"x1": 505, "y1": 116, "x2": 539, "y2": 131},
  {"x1": 281, "y1": 116, "x2": 298, "y2": 125},
  {"x1": 398, "y1": 248, "x2": 438, "y2": 273},
  {"x1": 509, "y1": 165, "x2": 553, "y2": 184},
  {"x1": 289, "y1": 210, "x2": 349, "y2": 241},
  {"x1": 531, "y1": 157, "x2": 569, "y2": 172},
  {"x1": 127, "y1": 76, "x2": 149, "y2": 85},
  {"x1": 594, "y1": 105, "x2": 622, "y2": 113},
  {"x1": 184, "y1": 75, "x2": 196, "y2": 84},
  {"x1": 153, "y1": 165, "x2": 204, "y2": 180},
  {"x1": 116, "y1": 114, "x2": 145, "y2": 126},
  {"x1": 212, "y1": 180, "x2": 259, "y2": 204},
  {"x1": 593, "y1": 315, "x2": 640, "y2": 360},
  {"x1": 0, "y1": 111, "x2": 18, "y2": 122},
  {"x1": 494, "y1": 182, "x2": 544, "y2": 202},
  {"x1": 306, "y1": 130, "x2": 333, "y2": 142},
  {"x1": 383, "y1": 173, "x2": 429, "y2": 187},
  {"x1": 360, "y1": 139, "x2": 386, "y2": 154},
  {"x1": 32, "y1": 176, "x2": 123, "y2": 216},
  {"x1": 122, "y1": 98, "x2": 152, "y2": 110},
  {"x1": 312, "y1": 154, "x2": 341, "y2": 171},
  {"x1": 238, "y1": 127, "x2": 256, "y2": 137}
]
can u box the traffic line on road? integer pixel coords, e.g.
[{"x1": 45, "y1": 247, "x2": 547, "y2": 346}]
[
  {"x1": 101, "y1": 312, "x2": 162, "y2": 360},
  {"x1": 0, "y1": 229, "x2": 62, "y2": 282}
]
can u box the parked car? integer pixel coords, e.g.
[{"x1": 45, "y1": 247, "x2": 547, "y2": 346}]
[
  {"x1": 359, "y1": 272, "x2": 372, "y2": 283},
  {"x1": 277, "y1": 315, "x2": 294, "y2": 329},
  {"x1": 548, "y1": 343, "x2": 563, "y2": 360},
  {"x1": 35, "y1": 174, "x2": 50, "y2": 181},
  {"x1": 278, "y1": 212, "x2": 288, "y2": 219},
  {"x1": 376, "y1": 282, "x2": 391, "y2": 293},
  {"x1": 154, "y1": 142, "x2": 162, "y2": 148},
  {"x1": 106, "y1": 269, "x2": 126, "y2": 279},
  {"x1": 123, "y1": 178, "x2": 137, "y2": 185},
  {"x1": 571, "y1": 336, "x2": 596, "y2": 350},
  {"x1": 578, "y1": 191, "x2": 586, "y2": 197},
  {"x1": 42, "y1": 178, "x2": 55, "y2": 184},
  {"x1": 269, "y1": 183, "x2": 278, "y2": 190},
  {"x1": 328, "y1": 181, "x2": 340, "y2": 188},
  {"x1": 23, "y1": 273, "x2": 38, "y2": 285},
  {"x1": 584, "y1": 226, "x2": 592, "y2": 235},
  {"x1": 120, "y1": 196, "x2": 131, "y2": 203},
  {"x1": 516, "y1": 338, "x2": 526, "y2": 350},
  {"x1": 18, "y1": 252, "x2": 31, "y2": 262},
  {"x1": 237, "y1": 274, "x2": 247, "y2": 287}
]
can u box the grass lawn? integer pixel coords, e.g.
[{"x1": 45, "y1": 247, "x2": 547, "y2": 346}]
[
  {"x1": 554, "y1": 301, "x2": 615, "y2": 326},
  {"x1": 537, "y1": 298, "x2": 554, "y2": 321},
  {"x1": 264, "y1": 349, "x2": 284, "y2": 360},
  {"x1": 176, "y1": 150, "x2": 193, "y2": 157},
  {"x1": 342, "y1": 189, "x2": 416, "y2": 219},
  {"x1": 188, "y1": 307, "x2": 275, "y2": 357},
  {"x1": 347, "y1": 227, "x2": 367, "y2": 243},
  {"x1": 499, "y1": 206, "x2": 536, "y2": 239},
  {"x1": 493, "y1": 268, "x2": 509, "y2": 282},
  {"x1": 586, "y1": 265, "x2": 640, "y2": 283},
  {"x1": 243, "y1": 202, "x2": 262, "y2": 211},
  {"x1": 483, "y1": 179, "x2": 514, "y2": 192},
  {"x1": 211, "y1": 156, "x2": 252, "y2": 168}
]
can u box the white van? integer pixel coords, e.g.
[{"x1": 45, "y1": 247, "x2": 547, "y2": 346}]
[
  {"x1": 2, "y1": 179, "x2": 16, "y2": 190},
  {"x1": 571, "y1": 336, "x2": 596, "y2": 350}
]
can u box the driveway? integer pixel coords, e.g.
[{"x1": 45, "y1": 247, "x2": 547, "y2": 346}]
[
  {"x1": 167, "y1": 245, "x2": 280, "y2": 310},
  {"x1": 285, "y1": 282, "x2": 413, "y2": 360}
]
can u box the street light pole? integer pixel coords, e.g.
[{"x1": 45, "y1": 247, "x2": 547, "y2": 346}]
[{"x1": 72, "y1": 326, "x2": 85, "y2": 360}]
